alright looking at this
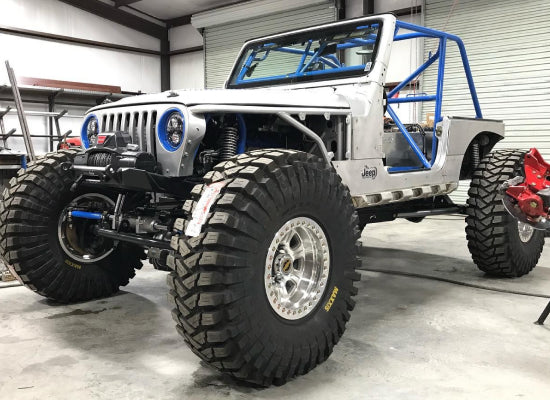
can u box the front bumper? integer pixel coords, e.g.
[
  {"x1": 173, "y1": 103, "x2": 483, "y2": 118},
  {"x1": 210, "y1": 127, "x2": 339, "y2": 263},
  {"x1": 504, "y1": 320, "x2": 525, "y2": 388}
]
[{"x1": 68, "y1": 148, "x2": 198, "y2": 198}]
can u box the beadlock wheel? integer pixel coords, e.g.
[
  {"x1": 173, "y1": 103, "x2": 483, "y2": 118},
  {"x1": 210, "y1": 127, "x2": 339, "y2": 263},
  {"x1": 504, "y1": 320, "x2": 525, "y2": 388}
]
[
  {"x1": 265, "y1": 217, "x2": 330, "y2": 320},
  {"x1": 166, "y1": 149, "x2": 361, "y2": 386}
]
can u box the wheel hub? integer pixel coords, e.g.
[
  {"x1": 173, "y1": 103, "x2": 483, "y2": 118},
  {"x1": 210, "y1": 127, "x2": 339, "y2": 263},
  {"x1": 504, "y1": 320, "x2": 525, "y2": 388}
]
[
  {"x1": 265, "y1": 217, "x2": 330, "y2": 320},
  {"x1": 58, "y1": 193, "x2": 117, "y2": 263},
  {"x1": 274, "y1": 253, "x2": 293, "y2": 276}
]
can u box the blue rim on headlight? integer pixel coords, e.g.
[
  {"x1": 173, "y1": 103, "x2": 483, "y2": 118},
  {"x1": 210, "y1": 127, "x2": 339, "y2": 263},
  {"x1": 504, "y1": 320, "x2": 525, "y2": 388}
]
[
  {"x1": 80, "y1": 114, "x2": 98, "y2": 149},
  {"x1": 158, "y1": 108, "x2": 185, "y2": 152}
]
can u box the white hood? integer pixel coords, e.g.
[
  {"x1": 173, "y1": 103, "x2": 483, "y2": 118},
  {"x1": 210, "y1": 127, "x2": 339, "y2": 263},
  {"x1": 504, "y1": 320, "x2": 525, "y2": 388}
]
[{"x1": 89, "y1": 86, "x2": 351, "y2": 113}]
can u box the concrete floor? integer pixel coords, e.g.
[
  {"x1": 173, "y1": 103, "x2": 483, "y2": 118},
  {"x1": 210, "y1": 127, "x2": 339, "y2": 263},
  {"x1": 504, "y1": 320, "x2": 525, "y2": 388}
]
[{"x1": 1, "y1": 216, "x2": 550, "y2": 399}]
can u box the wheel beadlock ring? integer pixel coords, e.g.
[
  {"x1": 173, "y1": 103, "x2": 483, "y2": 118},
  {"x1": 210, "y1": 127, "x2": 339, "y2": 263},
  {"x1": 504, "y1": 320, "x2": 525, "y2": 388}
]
[{"x1": 264, "y1": 216, "x2": 330, "y2": 320}]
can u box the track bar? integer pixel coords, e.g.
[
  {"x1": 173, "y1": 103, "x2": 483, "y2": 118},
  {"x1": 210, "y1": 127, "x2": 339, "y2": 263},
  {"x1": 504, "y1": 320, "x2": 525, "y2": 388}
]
[{"x1": 94, "y1": 227, "x2": 172, "y2": 249}]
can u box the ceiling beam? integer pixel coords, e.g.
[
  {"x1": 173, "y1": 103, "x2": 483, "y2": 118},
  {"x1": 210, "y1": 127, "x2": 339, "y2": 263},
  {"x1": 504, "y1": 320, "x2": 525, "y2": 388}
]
[
  {"x1": 58, "y1": 0, "x2": 166, "y2": 39},
  {"x1": 0, "y1": 24, "x2": 160, "y2": 55},
  {"x1": 165, "y1": 15, "x2": 192, "y2": 28},
  {"x1": 114, "y1": 0, "x2": 142, "y2": 7}
]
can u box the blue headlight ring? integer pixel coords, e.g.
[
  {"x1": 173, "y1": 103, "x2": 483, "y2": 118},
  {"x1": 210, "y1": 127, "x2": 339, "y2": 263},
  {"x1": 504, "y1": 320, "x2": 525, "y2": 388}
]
[
  {"x1": 158, "y1": 108, "x2": 185, "y2": 152},
  {"x1": 80, "y1": 114, "x2": 99, "y2": 149}
]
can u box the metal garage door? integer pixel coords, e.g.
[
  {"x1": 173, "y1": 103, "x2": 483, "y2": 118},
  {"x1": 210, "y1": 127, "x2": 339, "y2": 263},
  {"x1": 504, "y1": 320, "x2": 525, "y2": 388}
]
[
  {"x1": 202, "y1": 1, "x2": 337, "y2": 89},
  {"x1": 423, "y1": 0, "x2": 550, "y2": 203}
]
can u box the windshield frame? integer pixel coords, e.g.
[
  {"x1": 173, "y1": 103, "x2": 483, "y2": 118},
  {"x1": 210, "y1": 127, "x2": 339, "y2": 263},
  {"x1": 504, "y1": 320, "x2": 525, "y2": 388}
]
[{"x1": 226, "y1": 18, "x2": 384, "y2": 89}]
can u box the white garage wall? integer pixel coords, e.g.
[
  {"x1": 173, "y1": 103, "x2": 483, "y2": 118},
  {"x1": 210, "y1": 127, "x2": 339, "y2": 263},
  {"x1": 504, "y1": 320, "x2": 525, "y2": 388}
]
[
  {"x1": 169, "y1": 24, "x2": 205, "y2": 90},
  {"x1": 0, "y1": 35, "x2": 161, "y2": 93},
  {"x1": 0, "y1": 0, "x2": 161, "y2": 90},
  {"x1": 171, "y1": 52, "x2": 205, "y2": 90},
  {"x1": 0, "y1": 0, "x2": 162, "y2": 155}
]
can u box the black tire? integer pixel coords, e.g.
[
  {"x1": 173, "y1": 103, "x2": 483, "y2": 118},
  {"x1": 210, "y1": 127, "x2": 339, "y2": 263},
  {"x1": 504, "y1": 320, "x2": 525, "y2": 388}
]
[
  {"x1": 0, "y1": 150, "x2": 144, "y2": 303},
  {"x1": 465, "y1": 149, "x2": 545, "y2": 277},
  {"x1": 166, "y1": 149, "x2": 361, "y2": 386}
]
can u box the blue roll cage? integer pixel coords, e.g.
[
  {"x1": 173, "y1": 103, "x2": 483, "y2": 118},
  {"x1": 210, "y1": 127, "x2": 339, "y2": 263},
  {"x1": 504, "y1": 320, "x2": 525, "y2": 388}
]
[
  {"x1": 387, "y1": 20, "x2": 482, "y2": 172},
  {"x1": 234, "y1": 19, "x2": 483, "y2": 171}
]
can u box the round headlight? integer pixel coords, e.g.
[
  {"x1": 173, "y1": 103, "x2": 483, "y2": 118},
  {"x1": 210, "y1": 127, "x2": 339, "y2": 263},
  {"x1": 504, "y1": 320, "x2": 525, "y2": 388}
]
[
  {"x1": 159, "y1": 109, "x2": 185, "y2": 151},
  {"x1": 81, "y1": 115, "x2": 99, "y2": 148},
  {"x1": 166, "y1": 112, "x2": 183, "y2": 147},
  {"x1": 87, "y1": 118, "x2": 99, "y2": 145}
]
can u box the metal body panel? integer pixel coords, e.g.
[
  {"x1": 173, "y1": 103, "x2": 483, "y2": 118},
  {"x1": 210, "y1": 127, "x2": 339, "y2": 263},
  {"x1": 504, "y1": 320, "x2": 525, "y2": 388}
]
[
  {"x1": 334, "y1": 116, "x2": 504, "y2": 199},
  {"x1": 81, "y1": 14, "x2": 506, "y2": 208},
  {"x1": 446, "y1": 117, "x2": 504, "y2": 155}
]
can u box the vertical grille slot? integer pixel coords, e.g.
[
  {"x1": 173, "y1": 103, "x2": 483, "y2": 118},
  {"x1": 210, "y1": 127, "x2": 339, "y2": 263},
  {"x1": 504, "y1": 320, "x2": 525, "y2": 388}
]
[
  {"x1": 108, "y1": 114, "x2": 114, "y2": 131},
  {"x1": 150, "y1": 111, "x2": 157, "y2": 153},
  {"x1": 141, "y1": 111, "x2": 148, "y2": 152},
  {"x1": 116, "y1": 114, "x2": 122, "y2": 131},
  {"x1": 132, "y1": 112, "x2": 139, "y2": 146},
  {"x1": 101, "y1": 115, "x2": 107, "y2": 132},
  {"x1": 123, "y1": 113, "x2": 130, "y2": 131}
]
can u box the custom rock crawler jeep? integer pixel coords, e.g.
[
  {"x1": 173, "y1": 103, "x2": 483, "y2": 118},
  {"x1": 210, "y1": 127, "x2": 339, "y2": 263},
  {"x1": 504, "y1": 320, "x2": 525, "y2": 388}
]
[{"x1": 1, "y1": 14, "x2": 545, "y2": 385}]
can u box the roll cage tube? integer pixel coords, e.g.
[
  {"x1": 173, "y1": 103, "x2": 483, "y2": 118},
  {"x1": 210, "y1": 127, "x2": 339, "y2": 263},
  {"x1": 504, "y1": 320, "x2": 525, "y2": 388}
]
[
  {"x1": 227, "y1": 20, "x2": 383, "y2": 88},
  {"x1": 384, "y1": 20, "x2": 483, "y2": 172}
]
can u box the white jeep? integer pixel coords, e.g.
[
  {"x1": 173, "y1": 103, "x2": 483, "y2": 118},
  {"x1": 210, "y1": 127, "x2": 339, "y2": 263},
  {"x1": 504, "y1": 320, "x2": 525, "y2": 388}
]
[{"x1": 1, "y1": 14, "x2": 545, "y2": 385}]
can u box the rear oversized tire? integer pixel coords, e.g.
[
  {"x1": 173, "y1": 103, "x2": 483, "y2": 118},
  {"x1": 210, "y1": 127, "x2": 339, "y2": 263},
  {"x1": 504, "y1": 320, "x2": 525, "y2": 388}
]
[
  {"x1": 466, "y1": 149, "x2": 545, "y2": 277},
  {"x1": 166, "y1": 149, "x2": 361, "y2": 386},
  {"x1": 0, "y1": 151, "x2": 144, "y2": 303}
]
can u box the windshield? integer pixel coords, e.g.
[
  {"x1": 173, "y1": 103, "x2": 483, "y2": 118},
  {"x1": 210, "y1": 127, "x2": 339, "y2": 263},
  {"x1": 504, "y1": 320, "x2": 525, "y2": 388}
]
[{"x1": 227, "y1": 20, "x2": 382, "y2": 88}]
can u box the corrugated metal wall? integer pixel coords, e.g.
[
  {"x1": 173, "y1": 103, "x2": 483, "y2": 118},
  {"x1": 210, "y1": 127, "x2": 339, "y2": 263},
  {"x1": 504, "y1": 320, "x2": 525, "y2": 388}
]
[
  {"x1": 204, "y1": 2, "x2": 337, "y2": 89},
  {"x1": 423, "y1": 0, "x2": 550, "y2": 203}
]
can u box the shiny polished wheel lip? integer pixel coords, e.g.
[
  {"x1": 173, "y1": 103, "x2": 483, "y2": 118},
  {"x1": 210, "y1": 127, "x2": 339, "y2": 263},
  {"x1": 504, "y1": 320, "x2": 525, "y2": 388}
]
[{"x1": 264, "y1": 216, "x2": 330, "y2": 320}]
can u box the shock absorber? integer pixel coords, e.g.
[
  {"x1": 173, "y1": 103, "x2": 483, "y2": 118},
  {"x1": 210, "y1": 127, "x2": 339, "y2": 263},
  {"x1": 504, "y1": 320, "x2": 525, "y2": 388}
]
[
  {"x1": 219, "y1": 125, "x2": 239, "y2": 161},
  {"x1": 471, "y1": 140, "x2": 480, "y2": 169}
]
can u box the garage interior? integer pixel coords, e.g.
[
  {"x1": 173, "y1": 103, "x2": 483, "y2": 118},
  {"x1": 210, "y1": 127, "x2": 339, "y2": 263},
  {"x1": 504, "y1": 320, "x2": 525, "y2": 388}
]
[{"x1": 1, "y1": 0, "x2": 550, "y2": 398}]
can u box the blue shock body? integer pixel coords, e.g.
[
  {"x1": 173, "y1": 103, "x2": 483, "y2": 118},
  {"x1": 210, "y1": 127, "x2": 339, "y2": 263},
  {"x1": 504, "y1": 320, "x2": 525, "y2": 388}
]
[{"x1": 70, "y1": 211, "x2": 103, "y2": 220}]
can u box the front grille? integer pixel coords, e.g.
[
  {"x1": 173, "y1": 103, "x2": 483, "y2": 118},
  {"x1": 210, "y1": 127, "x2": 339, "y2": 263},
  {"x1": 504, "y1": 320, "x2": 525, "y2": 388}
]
[{"x1": 99, "y1": 109, "x2": 158, "y2": 152}]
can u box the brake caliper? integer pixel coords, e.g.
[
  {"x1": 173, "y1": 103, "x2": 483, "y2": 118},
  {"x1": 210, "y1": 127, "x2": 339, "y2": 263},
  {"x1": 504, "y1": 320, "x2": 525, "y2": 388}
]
[{"x1": 501, "y1": 148, "x2": 550, "y2": 230}]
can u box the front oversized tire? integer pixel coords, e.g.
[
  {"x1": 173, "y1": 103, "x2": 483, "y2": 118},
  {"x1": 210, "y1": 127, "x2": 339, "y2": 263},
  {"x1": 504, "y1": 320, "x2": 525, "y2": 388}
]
[
  {"x1": 167, "y1": 149, "x2": 361, "y2": 386},
  {"x1": 466, "y1": 149, "x2": 545, "y2": 277},
  {"x1": 0, "y1": 151, "x2": 144, "y2": 303}
]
